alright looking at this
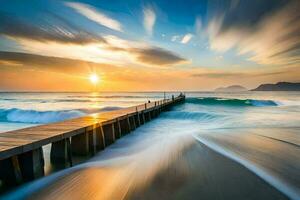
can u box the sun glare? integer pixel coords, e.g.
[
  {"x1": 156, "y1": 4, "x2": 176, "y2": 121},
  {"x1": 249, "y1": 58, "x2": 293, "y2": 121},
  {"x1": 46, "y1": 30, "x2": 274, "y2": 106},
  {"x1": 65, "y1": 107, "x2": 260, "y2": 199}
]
[{"x1": 89, "y1": 74, "x2": 99, "y2": 84}]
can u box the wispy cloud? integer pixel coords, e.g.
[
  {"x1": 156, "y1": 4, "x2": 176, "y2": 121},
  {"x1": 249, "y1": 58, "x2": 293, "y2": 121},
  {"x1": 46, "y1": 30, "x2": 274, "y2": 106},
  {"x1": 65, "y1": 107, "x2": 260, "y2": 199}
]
[
  {"x1": 0, "y1": 13, "x2": 105, "y2": 44},
  {"x1": 143, "y1": 6, "x2": 156, "y2": 36},
  {"x1": 0, "y1": 51, "x2": 117, "y2": 76},
  {"x1": 133, "y1": 47, "x2": 186, "y2": 66},
  {"x1": 181, "y1": 34, "x2": 193, "y2": 44},
  {"x1": 206, "y1": 0, "x2": 300, "y2": 66},
  {"x1": 11, "y1": 29, "x2": 185, "y2": 68},
  {"x1": 65, "y1": 2, "x2": 123, "y2": 32}
]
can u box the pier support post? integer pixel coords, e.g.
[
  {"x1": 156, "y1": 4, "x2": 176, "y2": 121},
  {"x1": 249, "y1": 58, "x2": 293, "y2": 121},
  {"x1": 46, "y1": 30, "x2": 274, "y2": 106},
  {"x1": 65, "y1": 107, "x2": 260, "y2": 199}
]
[
  {"x1": 151, "y1": 110, "x2": 155, "y2": 118},
  {"x1": 0, "y1": 156, "x2": 23, "y2": 186},
  {"x1": 137, "y1": 112, "x2": 144, "y2": 125},
  {"x1": 88, "y1": 128, "x2": 98, "y2": 155},
  {"x1": 96, "y1": 125, "x2": 105, "y2": 150},
  {"x1": 119, "y1": 117, "x2": 130, "y2": 135},
  {"x1": 114, "y1": 120, "x2": 122, "y2": 138},
  {"x1": 129, "y1": 115, "x2": 136, "y2": 131},
  {"x1": 155, "y1": 108, "x2": 159, "y2": 117},
  {"x1": 144, "y1": 111, "x2": 151, "y2": 122},
  {"x1": 18, "y1": 147, "x2": 44, "y2": 181},
  {"x1": 141, "y1": 111, "x2": 146, "y2": 124},
  {"x1": 50, "y1": 138, "x2": 72, "y2": 167},
  {"x1": 71, "y1": 131, "x2": 89, "y2": 156},
  {"x1": 102, "y1": 123, "x2": 115, "y2": 145},
  {"x1": 127, "y1": 116, "x2": 132, "y2": 132},
  {"x1": 119, "y1": 119, "x2": 126, "y2": 135},
  {"x1": 134, "y1": 113, "x2": 140, "y2": 128}
]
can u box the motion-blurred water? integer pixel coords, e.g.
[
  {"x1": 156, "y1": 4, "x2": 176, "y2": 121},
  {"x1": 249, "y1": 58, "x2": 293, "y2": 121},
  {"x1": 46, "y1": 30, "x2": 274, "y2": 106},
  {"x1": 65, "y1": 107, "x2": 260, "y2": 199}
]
[{"x1": 1, "y1": 91, "x2": 299, "y2": 200}]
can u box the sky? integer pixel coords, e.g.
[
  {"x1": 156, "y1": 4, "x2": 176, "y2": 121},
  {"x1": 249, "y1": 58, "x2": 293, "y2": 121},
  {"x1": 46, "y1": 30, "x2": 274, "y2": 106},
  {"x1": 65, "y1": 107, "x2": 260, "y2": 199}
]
[{"x1": 0, "y1": 0, "x2": 299, "y2": 91}]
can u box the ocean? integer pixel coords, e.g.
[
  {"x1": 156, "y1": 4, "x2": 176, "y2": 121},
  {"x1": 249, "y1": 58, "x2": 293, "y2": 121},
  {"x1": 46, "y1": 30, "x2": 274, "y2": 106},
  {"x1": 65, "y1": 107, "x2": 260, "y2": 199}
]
[
  {"x1": 0, "y1": 91, "x2": 299, "y2": 200},
  {"x1": 0, "y1": 92, "x2": 170, "y2": 133}
]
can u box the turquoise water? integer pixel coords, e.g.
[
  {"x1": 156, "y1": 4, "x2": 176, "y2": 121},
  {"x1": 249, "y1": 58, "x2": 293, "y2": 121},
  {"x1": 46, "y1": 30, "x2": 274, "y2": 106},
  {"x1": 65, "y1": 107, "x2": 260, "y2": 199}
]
[
  {"x1": 0, "y1": 92, "x2": 174, "y2": 133},
  {"x1": 1, "y1": 91, "x2": 299, "y2": 199},
  {"x1": 0, "y1": 91, "x2": 299, "y2": 133}
]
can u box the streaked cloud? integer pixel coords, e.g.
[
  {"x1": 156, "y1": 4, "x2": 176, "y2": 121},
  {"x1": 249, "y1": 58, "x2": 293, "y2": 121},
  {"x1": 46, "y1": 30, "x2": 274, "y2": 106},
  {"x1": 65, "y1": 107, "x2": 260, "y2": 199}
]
[
  {"x1": 0, "y1": 13, "x2": 105, "y2": 44},
  {"x1": 181, "y1": 34, "x2": 193, "y2": 44},
  {"x1": 0, "y1": 51, "x2": 112, "y2": 75},
  {"x1": 195, "y1": 16, "x2": 202, "y2": 35},
  {"x1": 143, "y1": 6, "x2": 156, "y2": 36},
  {"x1": 11, "y1": 30, "x2": 185, "y2": 67},
  {"x1": 206, "y1": 0, "x2": 300, "y2": 66},
  {"x1": 66, "y1": 2, "x2": 123, "y2": 32},
  {"x1": 133, "y1": 47, "x2": 186, "y2": 66}
]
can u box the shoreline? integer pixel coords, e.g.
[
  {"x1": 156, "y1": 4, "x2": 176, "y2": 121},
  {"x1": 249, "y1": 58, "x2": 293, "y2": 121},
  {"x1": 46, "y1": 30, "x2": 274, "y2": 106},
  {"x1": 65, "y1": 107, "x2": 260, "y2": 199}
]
[{"x1": 25, "y1": 138, "x2": 289, "y2": 200}]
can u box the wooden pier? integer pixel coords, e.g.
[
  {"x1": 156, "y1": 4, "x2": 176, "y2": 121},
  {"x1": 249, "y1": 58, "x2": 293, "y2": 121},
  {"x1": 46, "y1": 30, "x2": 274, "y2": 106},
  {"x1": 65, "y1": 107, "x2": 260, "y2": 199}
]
[{"x1": 0, "y1": 95, "x2": 185, "y2": 186}]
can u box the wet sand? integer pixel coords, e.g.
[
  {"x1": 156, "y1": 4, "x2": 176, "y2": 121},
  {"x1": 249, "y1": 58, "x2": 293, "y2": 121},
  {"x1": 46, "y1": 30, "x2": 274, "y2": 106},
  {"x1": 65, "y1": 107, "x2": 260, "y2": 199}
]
[{"x1": 29, "y1": 138, "x2": 288, "y2": 200}]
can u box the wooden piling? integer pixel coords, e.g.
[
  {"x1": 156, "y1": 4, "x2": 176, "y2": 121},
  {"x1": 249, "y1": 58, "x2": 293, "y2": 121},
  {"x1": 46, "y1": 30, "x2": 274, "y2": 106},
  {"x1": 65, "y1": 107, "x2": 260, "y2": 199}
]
[
  {"x1": 50, "y1": 138, "x2": 72, "y2": 167},
  {"x1": 18, "y1": 148, "x2": 44, "y2": 181},
  {"x1": 0, "y1": 156, "x2": 23, "y2": 186},
  {"x1": 102, "y1": 123, "x2": 115, "y2": 145},
  {"x1": 71, "y1": 131, "x2": 89, "y2": 156},
  {"x1": 114, "y1": 119, "x2": 122, "y2": 139}
]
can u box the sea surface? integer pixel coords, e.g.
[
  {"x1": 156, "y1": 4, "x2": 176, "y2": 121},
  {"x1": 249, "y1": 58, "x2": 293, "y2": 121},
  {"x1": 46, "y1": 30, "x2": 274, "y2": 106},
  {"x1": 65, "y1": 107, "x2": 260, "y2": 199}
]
[{"x1": 0, "y1": 92, "x2": 299, "y2": 200}]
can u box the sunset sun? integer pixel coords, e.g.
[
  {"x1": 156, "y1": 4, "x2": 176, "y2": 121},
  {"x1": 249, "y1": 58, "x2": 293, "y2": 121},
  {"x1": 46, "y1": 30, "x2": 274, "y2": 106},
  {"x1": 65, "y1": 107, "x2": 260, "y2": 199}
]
[{"x1": 89, "y1": 74, "x2": 99, "y2": 84}]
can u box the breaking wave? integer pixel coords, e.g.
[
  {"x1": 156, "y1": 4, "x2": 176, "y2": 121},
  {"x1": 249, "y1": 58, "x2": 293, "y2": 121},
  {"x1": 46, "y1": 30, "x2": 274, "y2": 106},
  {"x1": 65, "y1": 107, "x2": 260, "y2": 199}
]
[
  {"x1": 186, "y1": 97, "x2": 278, "y2": 107},
  {"x1": 0, "y1": 106, "x2": 122, "y2": 124},
  {"x1": 68, "y1": 95, "x2": 162, "y2": 99}
]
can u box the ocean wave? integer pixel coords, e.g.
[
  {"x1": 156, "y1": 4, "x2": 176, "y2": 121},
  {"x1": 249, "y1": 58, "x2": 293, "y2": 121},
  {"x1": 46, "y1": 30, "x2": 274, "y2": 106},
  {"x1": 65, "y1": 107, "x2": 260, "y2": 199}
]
[
  {"x1": 79, "y1": 106, "x2": 122, "y2": 113},
  {"x1": 162, "y1": 111, "x2": 220, "y2": 121},
  {"x1": 0, "y1": 106, "x2": 122, "y2": 124},
  {"x1": 186, "y1": 97, "x2": 278, "y2": 107},
  {"x1": 68, "y1": 95, "x2": 162, "y2": 99},
  {"x1": 0, "y1": 109, "x2": 85, "y2": 124}
]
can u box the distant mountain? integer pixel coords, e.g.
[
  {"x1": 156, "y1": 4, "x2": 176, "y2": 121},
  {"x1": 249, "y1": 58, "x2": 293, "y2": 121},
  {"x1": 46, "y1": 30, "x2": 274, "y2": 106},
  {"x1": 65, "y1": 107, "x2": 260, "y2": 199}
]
[
  {"x1": 252, "y1": 82, "x2": 300, "y2": 91},
  {"x1": 215, "y1": 85, "x2": 247, "y2": 92}
]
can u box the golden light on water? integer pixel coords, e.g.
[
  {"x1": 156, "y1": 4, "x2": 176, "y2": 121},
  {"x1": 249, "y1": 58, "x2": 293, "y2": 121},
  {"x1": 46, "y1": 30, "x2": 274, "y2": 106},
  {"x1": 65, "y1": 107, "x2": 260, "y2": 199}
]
[{"x1": 89, "y1": 74, "x2": 99, "y2": 84}]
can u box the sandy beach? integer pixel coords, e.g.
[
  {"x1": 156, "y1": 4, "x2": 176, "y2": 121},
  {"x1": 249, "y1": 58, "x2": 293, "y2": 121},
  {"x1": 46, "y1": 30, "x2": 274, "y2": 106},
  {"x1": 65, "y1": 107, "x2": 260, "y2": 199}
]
[{"x1": 29, "y1": 138, "x2": 288, "y2": 200}]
